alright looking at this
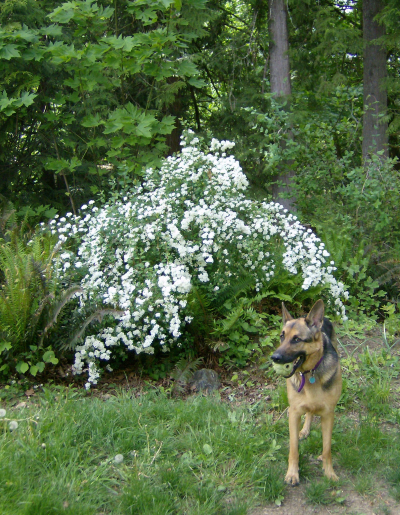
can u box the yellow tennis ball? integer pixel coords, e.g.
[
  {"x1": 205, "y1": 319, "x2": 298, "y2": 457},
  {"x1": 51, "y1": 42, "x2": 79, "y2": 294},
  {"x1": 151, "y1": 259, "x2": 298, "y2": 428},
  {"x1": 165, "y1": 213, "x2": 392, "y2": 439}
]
[{"x1": 272, "y1": 362, "x2": 295, "y2": 377}]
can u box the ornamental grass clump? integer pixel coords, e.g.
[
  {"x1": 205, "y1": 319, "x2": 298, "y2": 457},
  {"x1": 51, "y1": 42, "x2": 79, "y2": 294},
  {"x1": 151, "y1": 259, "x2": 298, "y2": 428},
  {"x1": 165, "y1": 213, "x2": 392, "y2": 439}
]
[{"x1": 52, "y1": 131, "x2": 348, "y2": 387}]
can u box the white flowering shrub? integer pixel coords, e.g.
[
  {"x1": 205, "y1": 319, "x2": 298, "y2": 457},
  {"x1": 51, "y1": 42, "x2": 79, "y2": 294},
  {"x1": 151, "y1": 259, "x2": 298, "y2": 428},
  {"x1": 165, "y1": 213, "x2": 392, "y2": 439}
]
[{"x1": 52, "y1": 131, "x2": 348, "y2": 387}]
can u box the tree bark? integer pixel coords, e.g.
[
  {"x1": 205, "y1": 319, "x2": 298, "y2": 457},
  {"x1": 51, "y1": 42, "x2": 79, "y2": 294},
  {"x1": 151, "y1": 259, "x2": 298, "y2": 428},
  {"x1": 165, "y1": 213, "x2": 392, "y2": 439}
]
[
  {"x1": 268, "y1": 0, "x2": 296, "y2": 212},
  {"x1": 362, "y1": 0, "x2": 388, "y2": 161},
  {"x1": 269, "y1": 0, "x2": 291, "y2": 98}
]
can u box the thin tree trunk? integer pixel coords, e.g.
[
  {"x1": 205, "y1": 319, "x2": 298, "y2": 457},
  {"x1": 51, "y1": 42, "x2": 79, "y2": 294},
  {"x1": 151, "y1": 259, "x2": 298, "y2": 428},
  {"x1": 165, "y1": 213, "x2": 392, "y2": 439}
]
[
  {"x1": 362, "y1": 0, "x2": 388, "y2": 161},
  {"x1": 268, "y1": 0, "x2": 296, "y2": 212}
]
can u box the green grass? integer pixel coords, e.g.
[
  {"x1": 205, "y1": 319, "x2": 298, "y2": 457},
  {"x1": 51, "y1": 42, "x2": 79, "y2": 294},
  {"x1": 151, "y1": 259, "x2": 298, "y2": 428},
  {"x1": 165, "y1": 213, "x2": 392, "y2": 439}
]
[
  {"x1": 0, "y1": 387, "x2": 288, "y2": 515},
  {"x1": 0, "y1": 337, "x2": 399, "y2": 514}
]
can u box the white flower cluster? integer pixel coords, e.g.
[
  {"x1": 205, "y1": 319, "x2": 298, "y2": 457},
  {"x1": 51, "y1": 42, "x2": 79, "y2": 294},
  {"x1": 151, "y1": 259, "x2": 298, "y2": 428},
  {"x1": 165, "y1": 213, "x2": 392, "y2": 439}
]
[{"x1": 51, "y1": 131, "x2": 348, "y2": 387}]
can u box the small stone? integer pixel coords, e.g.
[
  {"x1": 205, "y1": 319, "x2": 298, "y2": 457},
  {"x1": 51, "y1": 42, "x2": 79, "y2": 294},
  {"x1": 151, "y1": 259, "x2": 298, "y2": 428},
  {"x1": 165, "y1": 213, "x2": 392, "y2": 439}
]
[{"x1": 189, "y1": 369, "x2": 220, "y2": 393}]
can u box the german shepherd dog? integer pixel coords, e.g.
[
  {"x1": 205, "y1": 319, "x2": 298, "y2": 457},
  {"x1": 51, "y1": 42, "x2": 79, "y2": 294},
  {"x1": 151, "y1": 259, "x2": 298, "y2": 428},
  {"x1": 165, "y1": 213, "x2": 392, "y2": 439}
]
[{"x1": 271, "y1": 300, "x2": 342, "y2": 485}]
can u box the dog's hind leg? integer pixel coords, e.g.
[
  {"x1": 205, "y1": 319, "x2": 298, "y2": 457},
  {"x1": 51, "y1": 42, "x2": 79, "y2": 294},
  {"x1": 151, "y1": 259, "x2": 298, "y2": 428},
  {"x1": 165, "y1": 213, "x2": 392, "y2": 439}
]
[
  {"x1": 319, "y1": 411, "x2": 339, "y2": 481},
  {"x1": 299, "y1": 412, "x2": 312, "y2": 440}
]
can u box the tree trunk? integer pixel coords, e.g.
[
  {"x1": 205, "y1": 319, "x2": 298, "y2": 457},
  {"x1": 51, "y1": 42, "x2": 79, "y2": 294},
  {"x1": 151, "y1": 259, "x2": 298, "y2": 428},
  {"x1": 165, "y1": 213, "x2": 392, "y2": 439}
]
[
  {"x1": 268, "y1": 0, "x2": 296, "y2": 212},
  {"x1": 269, "y1": 0, "x2": 291, "y2": 98},
  {"x1": 362, "y1": 0, "x2": 388, "y2": 161}
]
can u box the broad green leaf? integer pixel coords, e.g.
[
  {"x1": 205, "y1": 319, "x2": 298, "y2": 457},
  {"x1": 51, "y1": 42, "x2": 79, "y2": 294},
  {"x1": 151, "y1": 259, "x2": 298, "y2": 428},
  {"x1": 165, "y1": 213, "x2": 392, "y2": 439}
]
[
  {"x1": 43, "y1": 350, "x2": 58, "y2": 365},
  {"x1": 36, "y1": 362, "x2": 46, "y2": 373},
  {"x1": 48, "y1": 5, "x2": 76, "y2": 24},
  {"x1": 0, "y1": 341, "x2": 12, "y2": 353},
  {"x1": 22, "y1": 47, "x2": 46, "y2": 61},
  {"x1": 81, "y1": 113, "x2": 102, "y2": 128},
  {"x1": 188, "y1": 77, "x2": 206, "y2": 88},
  {"x1": 40, "y1": 24, "x2": 63, "y2": 37},
  {"x1": 16, "y1": 361, "x2": 29, "y2": 374},
  {"x1": 30, "y1": 365, "x2": 38, "y2": 376},
  {"x1": 13, "y1": 27, "x2": 38, "y2": 42},
  {"x1": 0, "y1": 44, "x2": 21, "y2": 60},
  {"x1": 19, "y1": 91, "x2": 37, "y2": 107}
]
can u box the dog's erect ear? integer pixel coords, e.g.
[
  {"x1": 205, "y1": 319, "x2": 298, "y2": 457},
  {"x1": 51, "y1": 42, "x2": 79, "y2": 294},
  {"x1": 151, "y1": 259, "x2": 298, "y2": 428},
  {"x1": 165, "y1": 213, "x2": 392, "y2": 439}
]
[
  {"x1": 282, "y1": 303, "x2": 293, "y2": 325},
  {"x1": 305, "y1": 299, "x2": 324, "y2": 330}
]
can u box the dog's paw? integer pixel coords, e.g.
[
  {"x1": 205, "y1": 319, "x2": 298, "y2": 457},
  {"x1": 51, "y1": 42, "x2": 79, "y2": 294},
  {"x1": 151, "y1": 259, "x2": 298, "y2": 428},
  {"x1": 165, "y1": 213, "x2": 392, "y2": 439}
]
[
  {"x1": 284, "y1": 471, "x2": 300, "y2": 486},
  {"x1": 324, "y1": 469, "x2": 339, "y2": 482},
  {"x1": 299, "y1": 428, "x2": 310, "y2": 440}
]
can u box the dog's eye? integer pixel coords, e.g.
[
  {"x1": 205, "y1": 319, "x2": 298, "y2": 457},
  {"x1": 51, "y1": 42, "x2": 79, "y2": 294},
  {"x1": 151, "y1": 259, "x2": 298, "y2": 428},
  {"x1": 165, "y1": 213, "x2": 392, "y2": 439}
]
[
  {"x1": 280, "y1": 332, "x2": 285, "y2": 341},
  {"x1": 292, "y1": 336, "x2": 302, "y2": 343}
]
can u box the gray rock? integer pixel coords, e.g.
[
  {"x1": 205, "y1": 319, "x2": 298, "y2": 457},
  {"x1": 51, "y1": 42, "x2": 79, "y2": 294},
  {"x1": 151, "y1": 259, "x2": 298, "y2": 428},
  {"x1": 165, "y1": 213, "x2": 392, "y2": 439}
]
[{"x1": 189, "y1": 369, "x2": 220, "y2": 393}]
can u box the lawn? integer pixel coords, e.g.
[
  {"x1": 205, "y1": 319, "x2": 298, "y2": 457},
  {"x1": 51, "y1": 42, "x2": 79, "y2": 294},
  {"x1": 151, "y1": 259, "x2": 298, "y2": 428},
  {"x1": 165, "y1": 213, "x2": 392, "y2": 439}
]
[{"x1": 0, "y1": 328, "x2": 399, "y2": 515}]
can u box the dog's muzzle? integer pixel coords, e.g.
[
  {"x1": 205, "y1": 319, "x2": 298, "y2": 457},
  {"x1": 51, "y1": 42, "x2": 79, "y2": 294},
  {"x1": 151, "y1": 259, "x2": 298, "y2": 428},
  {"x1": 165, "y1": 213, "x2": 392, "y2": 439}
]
[{"x1": 271, "y1": 352, "x2": 305, "y2": 378}]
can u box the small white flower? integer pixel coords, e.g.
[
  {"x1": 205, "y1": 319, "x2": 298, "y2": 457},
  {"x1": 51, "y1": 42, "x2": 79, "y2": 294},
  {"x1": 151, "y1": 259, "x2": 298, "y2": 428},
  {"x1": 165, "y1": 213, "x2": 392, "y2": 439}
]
[{"x1": 0, "y1": 409, "x2": 6, "y2": 418}]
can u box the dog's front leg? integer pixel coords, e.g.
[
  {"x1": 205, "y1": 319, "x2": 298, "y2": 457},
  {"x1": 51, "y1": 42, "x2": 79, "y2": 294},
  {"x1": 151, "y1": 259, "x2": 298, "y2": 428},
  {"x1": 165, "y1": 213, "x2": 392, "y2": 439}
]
[
  {"x1": 319, "y1": 411, "x2": 339, "y2": 481},
  {"x1": 285, "y1": 406, "x2": 302, "y2": 485}
]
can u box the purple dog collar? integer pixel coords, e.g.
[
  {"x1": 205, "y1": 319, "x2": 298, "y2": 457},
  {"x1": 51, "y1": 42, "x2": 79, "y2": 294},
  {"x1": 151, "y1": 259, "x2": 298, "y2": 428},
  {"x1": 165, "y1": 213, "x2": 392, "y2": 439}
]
[{"x1": 297, "y1": 355, "x2": 324, "y2": 393}]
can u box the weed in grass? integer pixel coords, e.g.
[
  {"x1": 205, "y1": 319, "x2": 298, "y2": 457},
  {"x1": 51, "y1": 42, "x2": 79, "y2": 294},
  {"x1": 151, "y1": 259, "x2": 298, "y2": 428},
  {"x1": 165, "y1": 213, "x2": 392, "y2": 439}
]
[
  {"x1": 336, "y1": 420, "x2": 399, "y2": 478},
  {"x1": 361, "y1": 377, "x2": 392, "y2": 416},
  {"x1": 269, "y1": 384, "x2": 288, "y2": 411},
  {"x1": 354, "y1": 473, "x2": 378, "y2": 496},
  {"x1": 387, "y1": 458, "x2": 400, "y2": 501},
  {"x1": 305, "y1": 478, "x2": 346, "y2": 505},
  {"x1": 121, "y1": 475, "x2": 177, "y2": 515},
  {"x1": 251, "y1": 464, "x2": 286, "y2": 505}
]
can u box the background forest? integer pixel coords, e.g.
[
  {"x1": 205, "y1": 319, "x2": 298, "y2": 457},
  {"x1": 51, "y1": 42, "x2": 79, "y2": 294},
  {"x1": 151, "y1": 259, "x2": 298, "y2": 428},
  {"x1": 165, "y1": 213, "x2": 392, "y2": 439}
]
[{"x1": 0, "y1": 0, "x2": 400, "y2": 382}]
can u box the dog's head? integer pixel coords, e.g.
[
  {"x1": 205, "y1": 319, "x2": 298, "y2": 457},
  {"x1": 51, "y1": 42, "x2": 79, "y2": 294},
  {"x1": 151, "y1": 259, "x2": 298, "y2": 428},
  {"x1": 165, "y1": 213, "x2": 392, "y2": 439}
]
[{"x1": 271, "y1": 300, "x2": 325, "y2": 377}]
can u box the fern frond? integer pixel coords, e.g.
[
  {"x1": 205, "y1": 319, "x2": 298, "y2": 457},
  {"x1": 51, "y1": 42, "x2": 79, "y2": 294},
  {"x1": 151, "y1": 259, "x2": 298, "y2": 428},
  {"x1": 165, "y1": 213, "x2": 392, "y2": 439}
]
[
  {"x1": 65, "y1": 308, "x2": 125, "y2": 350},
  {"x1": 214, "y1": 271, "x2": 256, "y2": 310},
  {"x1": 188, "y1": 285, "x2": 214, "y2": 331},
  {"x1": 42, "y1": 285, "x2": 83, "y2": 338},
  {"x1": 218, "y1": 299, "x2": 246, "y2": 333}
]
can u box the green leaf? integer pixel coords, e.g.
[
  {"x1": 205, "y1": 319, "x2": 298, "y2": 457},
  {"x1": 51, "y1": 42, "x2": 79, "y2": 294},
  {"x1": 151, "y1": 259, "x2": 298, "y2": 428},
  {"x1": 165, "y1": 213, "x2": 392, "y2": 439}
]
[
  {"x1": 202, "y1": 444, "x2": 213, "y2": 455},
  {"x1": 40, "y1": 24, "x2": 63, "y2": 37},
  {"x1": 30, "y1": 365, "x2": 39, "y2": 377},
  {"x1": 187, "y1": 77, "x2": 206, "y2": 88},
  {"x1": 19, "y1": 91, "x2": 37, "y2": 107},
  {"x1": 0, "y1": 44, "x2": 21, "y2": 60},
  {"x1": 36, "y1": 362, "x2": 46, "y2": 373},
  {"x1": 16, "y1": 361, "x2": 29, "y2": 374},
  {"x1": 43, "y1": 351, "x2": 58, "y2": 365},
  {"x1": 48, "y1": 5, "x2": 76, "y2": 24},
  {"x1": 0, "y1": 341, "x2": 12, "y2": 353},
  {"x1": 81, "y1": 113, "x2": 102, "y2": 128}
]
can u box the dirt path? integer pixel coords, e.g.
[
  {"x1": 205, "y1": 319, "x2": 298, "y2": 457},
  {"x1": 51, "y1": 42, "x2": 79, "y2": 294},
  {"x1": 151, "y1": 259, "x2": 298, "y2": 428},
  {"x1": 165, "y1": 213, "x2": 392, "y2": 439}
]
[{"x1": 250, "y1": 474, "x2": 399, "y2": 515}]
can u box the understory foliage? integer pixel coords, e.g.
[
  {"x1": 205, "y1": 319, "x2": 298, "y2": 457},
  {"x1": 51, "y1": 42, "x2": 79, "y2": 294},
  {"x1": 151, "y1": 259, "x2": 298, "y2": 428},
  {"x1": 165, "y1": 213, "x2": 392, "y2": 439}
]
[
  {"x1": 0, "y1": 228, "x2": 68, "y2": 377},
  {"x1": 52, "y1": 133, "x2": 348, "y2": 387}
]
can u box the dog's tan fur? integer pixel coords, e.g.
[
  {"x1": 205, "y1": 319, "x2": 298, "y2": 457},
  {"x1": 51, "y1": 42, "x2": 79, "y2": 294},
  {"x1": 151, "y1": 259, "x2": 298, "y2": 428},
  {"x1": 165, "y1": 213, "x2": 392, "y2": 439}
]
[{"x1": 272, "y1": 300, "x2": 342, "y2": 485}]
